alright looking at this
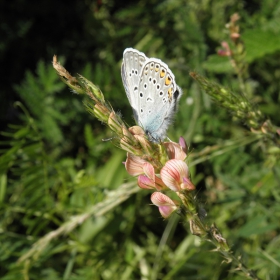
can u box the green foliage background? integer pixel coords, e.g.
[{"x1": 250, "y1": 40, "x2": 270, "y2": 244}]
[{"x1": 1, "y1": 0, "x2": 280, "y2": 279}]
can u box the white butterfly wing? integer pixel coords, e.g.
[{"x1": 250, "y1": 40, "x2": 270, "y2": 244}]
[
  {"x1": 121, "y1": 48, "x2": 147, "y2": 122},
  {"x1": 137, "y1": 58, "x2": 182, "y2": 142}
]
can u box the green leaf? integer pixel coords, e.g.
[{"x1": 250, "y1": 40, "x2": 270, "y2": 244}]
[
  {"x1": 243, "y1": 29, "x2": 280, "y2": 62},
  {"x1": 237, "y1": 215, "x2": 278, "y2": 237},
  {"x1": 203, "y1": 54, "x2": 233, "y2": 73}
]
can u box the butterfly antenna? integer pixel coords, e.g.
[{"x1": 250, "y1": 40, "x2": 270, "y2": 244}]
[{"x1": 102, "y1": 137, "x2": 116, "y2": 142}]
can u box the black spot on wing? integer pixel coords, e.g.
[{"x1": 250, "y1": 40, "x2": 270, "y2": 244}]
[
  {"x1": 172, "y1": 88, "x2": 182, "y2": 111},
  {"x1": 173, "y1": 89, "x2": 180, "y2": 100}
]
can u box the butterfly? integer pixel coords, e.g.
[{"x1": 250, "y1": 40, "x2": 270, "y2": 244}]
[{"x1": 121, "y1": 48, "x2": 182, "y2": 143}]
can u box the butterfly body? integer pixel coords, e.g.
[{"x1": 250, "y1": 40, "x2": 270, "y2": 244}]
[{"x1": 121, "y1": 48, "x2": 182, "y2": 143}]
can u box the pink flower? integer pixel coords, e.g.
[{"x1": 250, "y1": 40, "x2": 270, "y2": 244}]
[
  {"x1": 137, "y1": 162, "x2": 166, "y2": 191},
  {"x1": 138, "y1": 174, "x2": 155, "y2": 189},
  {"x1": 163, "y1": 142, "x2": 186, "y2": 161},
  {"x1": 217, "y1": 41, "x2": 232, "y2": 57},
  {"x1": 163, "y1": 137, "x2": 187, "y2": 160},
  {"x1": 151, "y1": 192, "x2": 178, "y2": 218},
  {"x1": 160, "y1": 159, "x2": 195, "y2": 192},
  {"x1": 230, "y1": 32, "x2": 240, "y2": 40},
  {"x1": 179, "y1": 136, "x2": 188, "y2": 154},
  {"x1": 125, "y1": 155, "x2": 167, "y2": 190},
  {"x1": 124, "y1": 153, "x2": 148, "y2": 176}
]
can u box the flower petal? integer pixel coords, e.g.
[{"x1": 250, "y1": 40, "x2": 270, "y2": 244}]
[
  {"x1": 161, "y1": 169, "x2": 180, "y2": 191},
  {"x1": 158, "y1": 205, "x2": 177, "y2": 218},
  {"x1": 160, "y1": 159, "x2": 189, "y2": 191},
  {"x1": 151, "y1": 192, "x2": 178, "y2": 218},
  {"x1": 151, "y1": 192, "x2": 177, "y2": 206},
  {"x1": 163, "y1": 142, "x2": 186, "y2": 160},
  {"x1": 125, "y1": 153, "x2": 147, "y2": 176},
  {"x1": 181, "y1": 177, "x2": 196, "y2": 190},
  {"x1": 138, "y1": 175, "x2": 155, "y2": 189},
  {"x1": 154, "y1": 176, "x2": 167, "y2": 191},
  {"x1": 179, "y1": 136, "x2": 188, "y2": 154},
  {"x1": 143, "y1": 162, "x2": 155, "y2": 180}
]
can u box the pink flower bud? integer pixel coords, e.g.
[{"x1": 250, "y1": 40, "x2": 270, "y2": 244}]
[
  {"x1": 230, "y1": 32, "x2": 240, "y2": 40},
  {"x1": 108, "y1": 112, "x2": 122, "y2": 134},
  {"x1": 221, "y1": 41, "x2": 230, "y2": 49},
  {"x1": 217, "y1": 50, "x2": 228, "y2": 56},
  {"x1": 179, "y1": 136, "x2": 188, "y2": 154},
  {"x1": 129, "y1": 126, "x2": 145, "y2": 136},
  {"x1": 218, "y1": 41, "x2": 232, "y2": 57}
]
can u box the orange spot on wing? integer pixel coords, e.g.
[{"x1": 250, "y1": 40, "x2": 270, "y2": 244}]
[
  {"x1": 168, "y1": 87, "x2": 173, "y2": 99},
  {"x1": 168, "y1": 87, "x2": 173, "y2": 95},
  {"x1": 160, "y1": 69, "x2": 166, "y2": 78},
  {"x1": 165, "y1": 76, "x2": 172, "y2": 86}
]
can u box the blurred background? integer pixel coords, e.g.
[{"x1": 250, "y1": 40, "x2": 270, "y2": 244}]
[{"x1": 1, "y1": 0, "x2": 280, "y2": 279}]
